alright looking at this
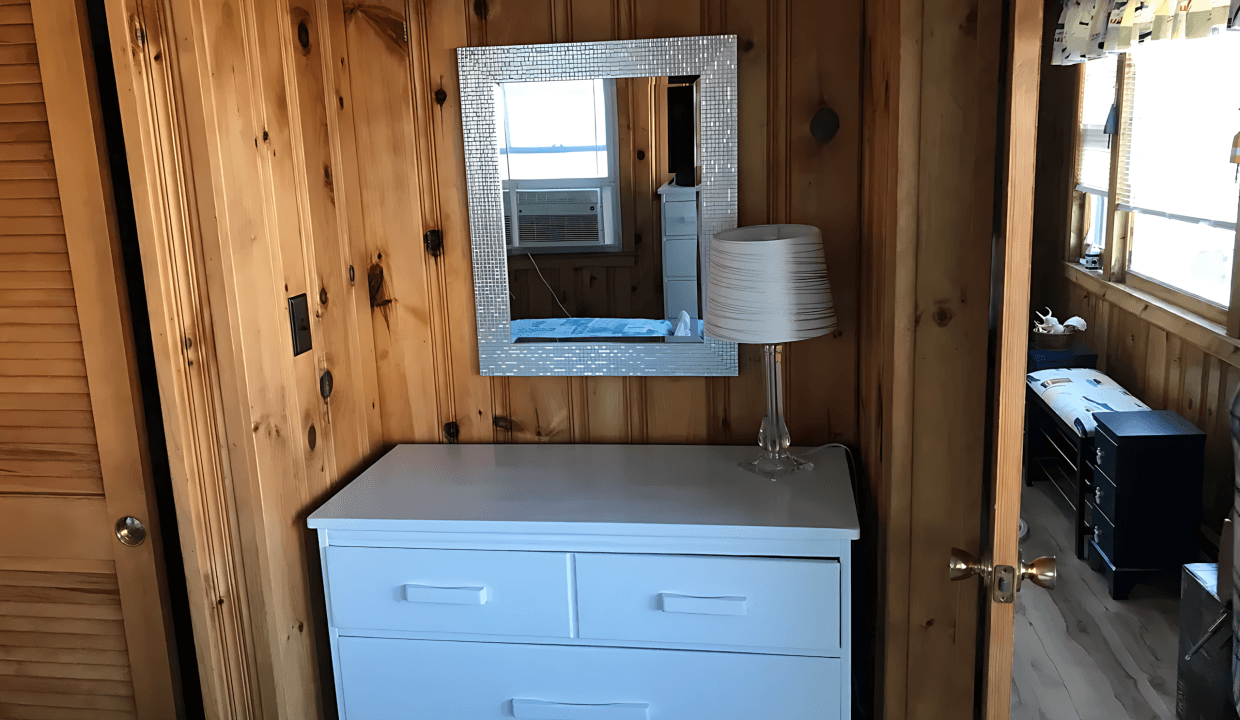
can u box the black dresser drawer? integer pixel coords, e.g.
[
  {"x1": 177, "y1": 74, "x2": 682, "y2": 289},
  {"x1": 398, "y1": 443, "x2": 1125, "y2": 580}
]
[
  {"x1": 1091, "y1": 465, "x2": 1117, "y2": 525},
  {"x1": 1093, "y1": 510, "x2": 1116, "y2": 563},
  {"x1": 1093, "y1": 432, "x2": 1118, "y2": 481}
]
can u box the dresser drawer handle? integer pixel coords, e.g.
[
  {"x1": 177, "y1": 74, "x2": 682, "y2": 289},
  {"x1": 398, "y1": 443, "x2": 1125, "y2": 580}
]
[
  {"x1": 402, "y1": 584, "x2": 487, "y2": 605},
  {"x1": 658, "y1": 592, "x2": 747, "y2": 616},
  {"x1": 513, "y1": 699, "x2": 649, "y2": 719}
]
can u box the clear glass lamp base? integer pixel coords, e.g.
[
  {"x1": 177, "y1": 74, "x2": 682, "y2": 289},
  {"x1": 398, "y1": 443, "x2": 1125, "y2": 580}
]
[
  {"x1": 740, "y1": 449, "x2": 814, "y2": 481},
  {"x1": 739, "y1": 343, "x2": 815, "y2": 480}
]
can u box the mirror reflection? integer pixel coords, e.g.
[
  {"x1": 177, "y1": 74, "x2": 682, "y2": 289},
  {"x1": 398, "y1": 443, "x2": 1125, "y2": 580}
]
[{"x1": 495, "y1": 76, "x2": 703, "y2": 344}]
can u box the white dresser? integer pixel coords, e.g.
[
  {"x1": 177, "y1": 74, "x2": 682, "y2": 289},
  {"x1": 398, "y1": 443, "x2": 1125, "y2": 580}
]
[{"x1": 308, "y1": 444, "x2": 859, "y2": 720}]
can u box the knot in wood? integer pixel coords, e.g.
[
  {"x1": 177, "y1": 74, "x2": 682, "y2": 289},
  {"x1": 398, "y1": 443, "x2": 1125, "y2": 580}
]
[{"x1": 297, "y1": 20, "x2": 311, "y2": 51}]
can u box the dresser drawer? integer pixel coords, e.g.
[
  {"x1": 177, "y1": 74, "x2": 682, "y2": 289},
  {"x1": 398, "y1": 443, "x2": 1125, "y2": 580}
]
[
  {"x1": 1093, "y1": 432, "x2": 1118, "y2": 481},
  {"x1": 1092, "y1": 509, "x2": 1116, "y2": 563},
  {"x1": 575, "y1": 554, "x2": 840, "y2": 653},
  {"x1": 661, "y1": 237, "x2": 698, "y2": 279},
  {"x1": 325, "y1": 547, "x2": 570, "y2": 638},
  {"x1": 662, "y1": 200, "x2": 697, "y2": 236},
  {"x1": 1091, "y1": 464, "x2": 1117, "y2": 525},
  {"x1": 337, "y1": 636, "x2": 842, "y2": 720}
]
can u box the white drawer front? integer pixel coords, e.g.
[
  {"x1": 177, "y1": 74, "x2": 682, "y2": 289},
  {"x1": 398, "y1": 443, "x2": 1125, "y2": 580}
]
[
  {"x1": 576, "y1": 554, "x2": 841, "y2": 653},
  {"x1": 325, "y1": 547, "x2": 570, "y2": 637},
  {"x1": 661, "y1": 200, "x2": 697, "y2": 236},
  {"x1": 338, "y1": 636, "x2": 842, "y2": 719},
  {"x1": 662, "y1": 237, "x2": 698, "y2": 279},
  {"x1": 663, "y1": 279, "x2": 699, "y2": 319}
]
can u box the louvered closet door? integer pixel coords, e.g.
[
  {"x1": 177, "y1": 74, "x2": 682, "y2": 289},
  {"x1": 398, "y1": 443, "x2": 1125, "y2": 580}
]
[{"x1": 0, "y1": 2, "x2": 178, "y2": 719}]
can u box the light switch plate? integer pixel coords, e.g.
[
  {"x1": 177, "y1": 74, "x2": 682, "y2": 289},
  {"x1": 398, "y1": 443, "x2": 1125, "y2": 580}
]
[{"x1": 288, "y1": 293, "x2": 312, "y2": 356}]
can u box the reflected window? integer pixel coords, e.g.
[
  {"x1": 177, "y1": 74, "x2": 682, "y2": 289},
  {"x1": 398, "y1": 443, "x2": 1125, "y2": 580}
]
[
  {"x1": 497, "y1": 79, "x2": 612, "y2": 180},
  {"x1": 495, "y1": 79, "x2": 621, "y2": 254}
]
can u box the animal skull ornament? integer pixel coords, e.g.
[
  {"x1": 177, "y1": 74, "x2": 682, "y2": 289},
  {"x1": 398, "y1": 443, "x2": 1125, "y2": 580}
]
[{"x1": 1033, "y1": 307, "x2": 1087, "y2": 335}]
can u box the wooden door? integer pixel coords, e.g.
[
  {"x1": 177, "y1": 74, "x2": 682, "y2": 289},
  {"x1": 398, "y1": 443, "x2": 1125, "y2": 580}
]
[
  {"x1": 0, "y1": 1, "x2": 180, "y2": 718},
  {"x1": 978, "y1": 0, "x2": 1044, "y2": 717}
]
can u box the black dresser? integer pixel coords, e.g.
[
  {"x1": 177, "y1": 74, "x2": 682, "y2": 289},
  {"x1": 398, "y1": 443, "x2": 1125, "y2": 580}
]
[{"x1": 1087, "y1": 410, "x2": 1205, "y2": 599}]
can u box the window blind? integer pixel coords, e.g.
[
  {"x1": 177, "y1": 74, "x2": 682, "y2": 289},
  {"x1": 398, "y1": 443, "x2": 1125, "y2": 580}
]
[
  {"x1": 1118, "y1": 32, "x2": 1240, "y2": 231},
  {"x1": 1076, "y1": 56, "x2": 1118, "y2": 196}
]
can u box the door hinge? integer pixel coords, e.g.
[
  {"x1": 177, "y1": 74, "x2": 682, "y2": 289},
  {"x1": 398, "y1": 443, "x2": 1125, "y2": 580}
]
[
  {"x1": 424, "y1": 229, "x2": 443, "y2": 258},
  {"x1": 403, "y1": 21, "x2": 408, "y2": 44}
]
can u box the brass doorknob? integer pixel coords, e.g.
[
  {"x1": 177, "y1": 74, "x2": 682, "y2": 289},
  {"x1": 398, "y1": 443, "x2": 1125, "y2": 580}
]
[
  {"x1": 949, "y1": 547, "x2": 990, "y2": 582},
  {"x1": 1018, "y1": 554, "x2": 1056, "y2": 590},
  {"x1": 115, "y1": 516, "x2": 147, "y2": 547}
]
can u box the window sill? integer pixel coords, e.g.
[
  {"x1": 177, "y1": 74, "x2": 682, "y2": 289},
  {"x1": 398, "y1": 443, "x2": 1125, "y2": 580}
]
[{"x1": 1061, "y1": 261, "x2": 1240, "y2": 365}]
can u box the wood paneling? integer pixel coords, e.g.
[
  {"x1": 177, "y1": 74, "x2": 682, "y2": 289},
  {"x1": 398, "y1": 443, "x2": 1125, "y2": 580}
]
[
  {"x1": 1049, "y1": 271, "x2": 1239, "y2": 539},
  {"x1": 1031, "y1": 32, "x2": 1239, "y2": 550},
  {"x1": 861, "y1": 0, "x2": 1014, "y2": 717},
  {"x1": 102, "y1": 0, "x2": 270, "y2": 713},
  {"x1": 107, "y1": 0, "x2": 865, "y2": 718}
]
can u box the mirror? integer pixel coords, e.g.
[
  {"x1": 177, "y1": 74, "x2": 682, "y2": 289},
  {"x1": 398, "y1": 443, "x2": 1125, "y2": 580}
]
[{"x1": 457, "y1": 36, "x2": 737, "y2": 376}]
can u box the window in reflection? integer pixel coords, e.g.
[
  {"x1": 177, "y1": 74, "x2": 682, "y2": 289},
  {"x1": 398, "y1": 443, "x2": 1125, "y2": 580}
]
[
  {"x1": 496, "y1": 79, "x2": 612, "y2": 180},
  {"x1": 495, "y1": 79, "x2": 621, "y2": 255}
]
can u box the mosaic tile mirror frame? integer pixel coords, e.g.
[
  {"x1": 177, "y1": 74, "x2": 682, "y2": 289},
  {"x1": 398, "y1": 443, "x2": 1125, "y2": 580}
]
[{"x1": 457, "y1": 35, "x2": 739, "y2": 376}]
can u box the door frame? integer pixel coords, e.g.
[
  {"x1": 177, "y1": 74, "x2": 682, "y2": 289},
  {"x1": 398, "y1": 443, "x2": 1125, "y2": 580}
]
[
  {"x1": 98, "y1": 0, "x2": 266, "y2": 718},
  {"x1": 30, "y1": 0, "x2": 183, "y2": 715},
  {"x1": 98, "y1": 1, "x2": 385, "y2": 718}
]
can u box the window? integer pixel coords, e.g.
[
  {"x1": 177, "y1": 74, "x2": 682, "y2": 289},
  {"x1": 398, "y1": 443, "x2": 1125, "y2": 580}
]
[
  {"x1": 1069, "y1": 32, "x2": 1240, "y2": 327},
  {"x1": 1120, "y1": 34, "x2": 1240, "y2": 310},
  {"x1": 1077, "y1": 56, "x2": 1117, "y2": 198},
  {"x1": 1075, "y1": 56, "x2": 1118, "y2": 258},
  {"x1": 494, "y1": 79, "x2": 622, "y2": 253},
  {"x1": 1085, "y1": 192, "x2": 1107, "y2": 250}
]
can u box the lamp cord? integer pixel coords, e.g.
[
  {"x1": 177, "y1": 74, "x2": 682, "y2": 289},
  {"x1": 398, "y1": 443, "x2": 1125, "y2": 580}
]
[
  {"x1": 802, "y1": 442, "x2": 859, "y2": 497},
  {"x1": 526, "y1": 252, "x2": 573, "y2": 318}
]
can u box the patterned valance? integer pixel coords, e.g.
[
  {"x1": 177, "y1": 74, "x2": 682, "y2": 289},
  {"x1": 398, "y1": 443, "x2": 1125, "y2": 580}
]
[{"x1": 1052, "y1": 0, "x2": 1240, "y2": 64}]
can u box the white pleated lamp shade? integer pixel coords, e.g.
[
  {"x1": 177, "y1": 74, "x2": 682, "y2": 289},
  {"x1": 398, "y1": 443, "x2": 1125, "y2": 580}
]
[{"x1": 704, "y1": 224, "x2": 836, "y2": 344}]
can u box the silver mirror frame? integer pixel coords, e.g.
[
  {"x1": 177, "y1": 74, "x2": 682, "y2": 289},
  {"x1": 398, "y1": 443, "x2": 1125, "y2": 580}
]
[{"x1": 457, "y1": 35, "x2": 739, "y2": 377}]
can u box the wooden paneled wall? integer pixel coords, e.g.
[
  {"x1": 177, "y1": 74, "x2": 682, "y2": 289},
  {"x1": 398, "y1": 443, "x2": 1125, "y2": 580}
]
[
  {"x1": 353, "y1": 0, "x2": 861, "y2": 450},
  {"x1": 1032, "y1": 34, "x2": 1237, "y2": 547},
  {"x1": 104, "y1": 0, "x2": 862, "y2": 718},
  {"x1": 1047, "y1": 273, "x2": 1240, "y2": 540},
  {"x1": 0, "y1": 2, "x2": 142, "y2": 716},
  {"x1": 861, "y1": 0, "x2": 1011, "y2": 717}
]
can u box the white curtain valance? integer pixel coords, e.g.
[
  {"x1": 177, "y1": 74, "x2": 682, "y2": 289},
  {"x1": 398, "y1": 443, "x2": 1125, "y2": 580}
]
[{"x1": 1052, "y1": 0, "x2": 1240, "y2": 65}]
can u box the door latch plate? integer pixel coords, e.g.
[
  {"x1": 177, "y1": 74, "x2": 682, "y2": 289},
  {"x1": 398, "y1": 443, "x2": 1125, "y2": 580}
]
[{"x1": 993, "y1": 564, "x2": 1016, "y2": 603}]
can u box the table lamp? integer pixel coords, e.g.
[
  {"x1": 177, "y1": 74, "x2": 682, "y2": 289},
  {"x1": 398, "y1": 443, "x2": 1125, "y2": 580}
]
[{"x1": 704, "y1": 224, "x2": 837, "y2": 479}]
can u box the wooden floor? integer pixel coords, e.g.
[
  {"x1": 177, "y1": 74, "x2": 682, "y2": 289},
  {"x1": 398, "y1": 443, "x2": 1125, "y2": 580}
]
[{"x1": 1011, "y1": 481, "x2": 1181, "y2": 720}]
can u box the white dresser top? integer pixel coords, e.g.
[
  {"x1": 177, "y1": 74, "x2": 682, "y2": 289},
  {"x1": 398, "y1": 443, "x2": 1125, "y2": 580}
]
[{"x1": 309, "y1": 444, "x2": 859, "y2": 543}]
